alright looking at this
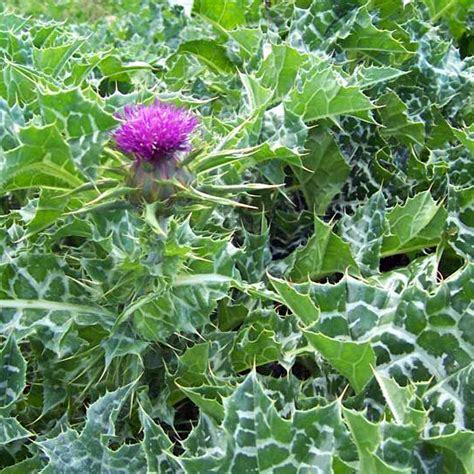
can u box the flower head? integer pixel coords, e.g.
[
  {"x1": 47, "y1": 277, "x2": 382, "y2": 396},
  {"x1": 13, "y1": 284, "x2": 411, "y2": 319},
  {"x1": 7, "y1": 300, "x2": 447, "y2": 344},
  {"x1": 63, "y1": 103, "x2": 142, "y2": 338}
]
[{"x1": 113, "y1": 101, "x2": 198, "y2": 165}]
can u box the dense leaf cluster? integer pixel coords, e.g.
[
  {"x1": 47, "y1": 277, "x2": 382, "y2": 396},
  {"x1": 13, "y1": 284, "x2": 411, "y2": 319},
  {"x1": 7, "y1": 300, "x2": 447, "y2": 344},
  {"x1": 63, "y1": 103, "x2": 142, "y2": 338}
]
[{"x1": 0, "y1": 0, "x2": 472, "y2": 472}]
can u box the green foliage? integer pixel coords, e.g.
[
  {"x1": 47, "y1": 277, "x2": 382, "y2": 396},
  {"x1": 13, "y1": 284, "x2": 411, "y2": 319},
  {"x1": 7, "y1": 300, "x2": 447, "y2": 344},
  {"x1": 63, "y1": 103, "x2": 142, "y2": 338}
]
[{"x1": 0, "y1": 0, "x2": 472, "y2": 472}]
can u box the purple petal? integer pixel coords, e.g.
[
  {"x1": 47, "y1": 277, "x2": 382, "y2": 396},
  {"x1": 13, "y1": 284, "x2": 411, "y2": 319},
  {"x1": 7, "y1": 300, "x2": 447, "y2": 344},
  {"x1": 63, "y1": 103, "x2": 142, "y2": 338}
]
[{"x1": 113, "y1": 101, "x2": 198, "y2": 164}]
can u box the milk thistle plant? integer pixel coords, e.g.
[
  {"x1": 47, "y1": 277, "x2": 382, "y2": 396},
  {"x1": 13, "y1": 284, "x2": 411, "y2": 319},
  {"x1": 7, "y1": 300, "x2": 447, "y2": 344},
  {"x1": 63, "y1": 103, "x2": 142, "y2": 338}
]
[
  {"x1": 0, "y1": 0, "x2": 472, "y2": 472},
  {"x1": 114, "y1": 101, "x2": 198, "y2": 201}
]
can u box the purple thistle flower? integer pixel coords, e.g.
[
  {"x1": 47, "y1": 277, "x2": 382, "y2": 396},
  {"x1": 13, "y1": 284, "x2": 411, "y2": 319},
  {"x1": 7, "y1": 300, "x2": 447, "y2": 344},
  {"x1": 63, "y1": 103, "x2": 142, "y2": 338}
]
[{"x1": 113, "y1": 101, "x2": 198, "y2": 173}]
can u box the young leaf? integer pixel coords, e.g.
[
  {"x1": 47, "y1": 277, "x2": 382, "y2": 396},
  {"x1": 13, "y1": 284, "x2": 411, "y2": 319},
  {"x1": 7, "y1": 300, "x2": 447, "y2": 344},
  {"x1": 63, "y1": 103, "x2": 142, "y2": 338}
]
[
  {"x1": 268, "y1": 274, "x2": 320, "y2": 326},
  {"x1": 339, "y1": 7, "x2": 415, "y2": 61},
  {"x1": 193, "y1": 0, "x2": 247, "y2": 29},
  {"x1": 339, "y1": 190, "x2": 386, "y2": 275},
  {"x1": 257, "y1": 44, "x2": 306, "y2": 103},
  {"x1": 284, "y1": 61, "x2": 375, "y2": 123},
  {"x1": 178, "y1": 40, "x2": 235, "y2": 74},
  {"x1": 304, "y1": 331, "x2": 376, "y2": 393},
  {"x1": 381, "y1": 191, "x2": 447, "y2": 257},
  {"x1": 283, "y1": 216, "x2": 359, "y2": 282},
  {"x1": 353, "y1": 65, "x2": 409, "y2": 89},
  {"x1": 293, "y1": 128, "x2": 350, "y2": 214},
  {"x1": 378, "y1": 92, "x2": 425, "y2": 146}
]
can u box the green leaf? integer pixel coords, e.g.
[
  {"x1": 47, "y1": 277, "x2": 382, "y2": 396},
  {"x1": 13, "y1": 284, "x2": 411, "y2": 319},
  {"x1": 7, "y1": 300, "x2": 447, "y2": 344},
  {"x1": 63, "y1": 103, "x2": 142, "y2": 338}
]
[
  {"x1": 288, "y1": 0, "x2": 357, "y2": 52},
  {"x1": 300, "y1": 263, "x2": 473, "y2": 383},
  {"x1": 101, "y1": 325, "x2": 148, "y2": 369},
  {"x1": 226, "y1": 27, "x2": 263, "y2": 67},
  {"x1": 218, "y1": 301, "x2": 248, "y2": 332},
  {"x1": 193, "y1": 0, "x2": 247, "y2": 29},
  {"x1": 447, "y1": 126, "x2": 474, "y2": 188},
  {"x1": 256, "y1": 44, "x2": 306, "y2": 103},
  {"x1": 339, "y1": 191, "x2": 386, "y2": 276},
  {"x1": 381, "y1": 191, "x2": 447, "y2": 257},
  {"x1": 0, "y1": 337, "x2": 26, "y2": 408},
  {"x1": 179, "y1": 384, "x2": 227, "y2": 423},
  {"x1": 393, "y1": 263, "x2": 473, "y2": 380},
  {"x1": 169, "y1": 340, "x2": 235, "y2": 421},
  {"x1": 1, "y1": 124, "x2": 84, "y2": 193},
  {"x1": 236, "y1": 220, "x2": 271, "y2": 283},
  {"x1": 421, "y1": 0, "x2": 472, "y2": 39},
  {"x1": 343, "y1": 408, "x2": 417, "y2": 473},
  {"x1": 425, "y1": 431, "x2": 474, "y2": 473},
  {"x1": 0, "y1": 254, "x2": 112, "y2": 354},
  {"x1": 139, "y1": 407, "x2": 180, "y2": 473},
  {"x1": 182, "y1": 372, "x2": 354, "y2": 472},
  {"x1": 24, "y1": 189, "x2": 69, "y2": 235},
  {"x1": 451, "y1": 124, "x2": 474, "y2": 156},
  {"x1": 130, "y1": 223, "x2": 236, "y2": 341},
  {"x1": 373, "y1": 371, "x2": 426, "y2": 430},
  {"x1": 339, "y1": 7, "x2": 414, "y2": 61},
  {"x1": 190, "y1": 142, "x2": 304, "y2": 174},
  {"x1": 178, "y1": 40, "x2": 235, "y2": 74},
  {"x1": 378, "y1": 92, "x2": 425, "y2": 146},
  {"x1": 303, "y1": 276, "x2": 388, "y2": 340},
  {"x1": 284, "y1": 60, "x2": 375, "y2": 123},
  {"x1": 38, "y1": 88, "x2": 117, "y2": 138},
  {"x1": 304, "y1": 330, "x2": 376, "y2": 393},
  {"x1": 268, "y1": 274, "x2": 320, "y2": 326},
  {"x1": 423, "y1": 363, "x2": 474, "y2": 434},
  {"x1": 132, "y1": 272, "x2": 233, "y2": 342},
  {"x1": 32, "y1": 38, "x2": 83, "y2": 77},
  {"x1": 293, "y1": 128, "x2": 350, "y2": 214},
  {"x1": 353, "y1": 65, "x2": 409, "y2": 89},
  {"x1": 283, "y1": 215, "x2": 359, "y2": 282},
  {"x1": 98, "y1": 55, "x2": 153, "y2": 81},
  {"x1": 230, "y1": 309, "x2": 301, "y2": 371},
  {"x1": 0, "y1": 62, "x2": 47, "y2": 106},
  {"x1": 231, "y1": 323, "x2": 281, "y2": 372},
  {"x1": 0, "y1": 2, "x2": 472, "y2": 469},
  {"x1": 39, "y1": 385, "x2": 147, "y2": 472},
  {"x1": 0, "y1": 456, "x2": 42, "y2": 473},
  {"x1": 262, "y1": 104, "x2": 308, "y2": 150},
  {"x1": 0, "y1": 98, "x2": 24, "y2": 150},
  {"x1": 239, "y1": 73, "x2": 273, "y2": 111}
]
